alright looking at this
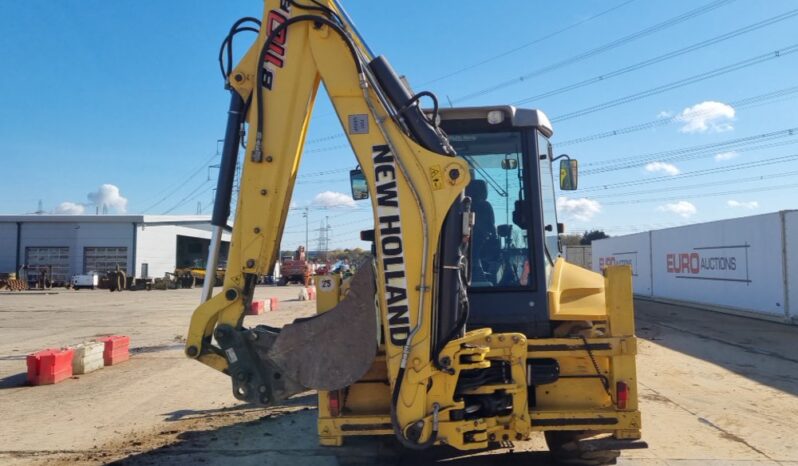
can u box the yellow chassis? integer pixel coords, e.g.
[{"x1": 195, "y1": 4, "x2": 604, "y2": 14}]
[{"x1": 315, "y1": 265, "x2": 642, "y2": 450}]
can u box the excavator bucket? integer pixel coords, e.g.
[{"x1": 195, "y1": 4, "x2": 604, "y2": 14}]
[
  {"x1": 220, "y1": 265, "x2": 378, "y2": 404},
  {"x1": 268, "y1": 265, "x2": 377, "y2": 389}
]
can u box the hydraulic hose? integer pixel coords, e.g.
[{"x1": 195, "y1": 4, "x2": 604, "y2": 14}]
[
  {"x1": 390, "y1": 367, "x2": 439, "y2": 450},
  {"x1": 253, "y1": 15, "x2": 364, "y2": 161}
]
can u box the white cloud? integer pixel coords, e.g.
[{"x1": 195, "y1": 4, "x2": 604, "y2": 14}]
[
  {"x1": 676, "y1": 101, "x2": 735, "y2": 133},
  {"x1": 54, "y1": 202, "x2": 85, "y2": 215},
  {"x1": 87, "y1": 184, "x2": 128, "y2": 213},
  {"x1": 557, "y1": 196, "x2": 601, "y2": 221},
  {"x1": 714, "y1": 151, "x2": 738, "y2": 161},
  {"x1": 727, "y1": 200, "x2": 758, "y2": 209},
  {"x1": 645, "y1": 161, "x2": 680, "y2": 176},
  {"x1": 657, "y1": 110, "x2": 673, "y2": 119},
  {"x1": 657, "y1": 201, "x2": 696, "y2": 218},
  {"x1": 312, "y1": 191, "x2": 357, "y2": 209}
]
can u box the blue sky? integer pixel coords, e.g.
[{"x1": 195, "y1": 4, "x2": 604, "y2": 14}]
[{"x1": 1, "y1": 0, "x2": 797, "y2": 251}]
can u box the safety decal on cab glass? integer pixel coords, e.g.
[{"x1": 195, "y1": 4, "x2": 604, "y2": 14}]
[{"x1": 429, "y1": 164, "x2": 443, "y2": 190}]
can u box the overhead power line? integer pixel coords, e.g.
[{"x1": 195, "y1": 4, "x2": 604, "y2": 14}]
[
  {"x1": 306, "y1": 133, "x2": 346, "y2": 145},
  {"x1": 502, "y1": 143, "x2": 798, "y2": 195},
  {"x1": 551, "y1": 43, "x2": 798, "y2": 123},
  {"x1": 583, "y1": 127, "x2": 798, "y2": 172},
  {"x1": 141, "y1": 152, "x2": 218, "y2": 213},
  {"x1": 292, "y1": 85, "x2": 798, "y2": 156},
  {"x1": 419, "y1": 0, "x2": 639, "y2": 86},
  {"x1": 557, "y1": 85, "x2": 798, "y2": 147},
  {"x1": 304, "y1": 144, "x2": 350, "y2": 154},
  {"x1": 161, "y1": 182, "x2": 214, "y2": 215},
  {"x1": 297, "y1": 167, "x2": 351, "y2": 178},
  {"x1": 587, "y1": 167, "x2": 798, "y2": 199},
  {"x1": 513, "y1": 8, "x2": 798, "y2": 106},
  {"x1": 601, "y1": 180, "x2": 798, "y2": 205},
  {"x1": 302, "y1": 1, "x2": 638, "y2": 137},
  {"x1": 453, "y1": 0, "x2": 736, "y2": 103},
  {"x1": 579, "y1": 154, "x2": 798, "y2": 192}
]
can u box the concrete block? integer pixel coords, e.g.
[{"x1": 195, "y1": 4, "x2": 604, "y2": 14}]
[{"x1": 72, "y1": 341, "x2": 105, "y2": 375}]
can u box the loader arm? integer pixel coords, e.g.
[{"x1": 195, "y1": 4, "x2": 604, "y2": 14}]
[{"x1": 186, "y1": 0, "x2": 471, "y2": 447}]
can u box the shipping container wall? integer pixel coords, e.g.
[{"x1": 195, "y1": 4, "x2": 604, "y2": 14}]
[
  {"x1": 592, "y1": 232, "x2": 652, "y2": 296},
  {"x1": 785, "y1": 211, "x2": 798, "y2": 321},
  {"x1": 651, "y1": 212, "x2": 786, "y2": 317}
]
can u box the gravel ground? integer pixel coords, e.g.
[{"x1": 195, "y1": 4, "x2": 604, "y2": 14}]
[{"x1": 0, "y1": 286, "x2": 796, "y2": 465}]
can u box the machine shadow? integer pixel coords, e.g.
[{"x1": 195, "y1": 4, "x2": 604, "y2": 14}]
[
  {"x1": 114, "y1": 397, "x2": 557, "y2": 466},
  {"x1": 634, "y1": 298, "x2": 798, "y2": 397},
  {"x1": 0, "y1": 371, "x2": 27, "y2": 389}
]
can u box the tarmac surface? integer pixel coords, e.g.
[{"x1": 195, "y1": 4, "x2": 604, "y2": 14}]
[{"x1": 0, "y1": 285, "x2": 796, "y2": 465}]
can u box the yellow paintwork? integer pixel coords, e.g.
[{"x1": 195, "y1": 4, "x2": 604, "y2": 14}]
[
  {"x1": 548, "y1": 257, "x2": 607, "y2": 320},
  {"x1": 187, "y1": 0, "x2": 642, "y2": 452},
  {"x1": 315, "y1": 274, "x2": 341, "y2": 314}
]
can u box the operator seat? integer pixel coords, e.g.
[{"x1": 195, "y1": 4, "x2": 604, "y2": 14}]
[{"x1": 466, "y1": 179, "x2": 498, "y2": 285}]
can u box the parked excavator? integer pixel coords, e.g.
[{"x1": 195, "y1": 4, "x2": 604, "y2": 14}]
[{"x1": 187, "y1": 1, "x2": 645, "y2": 463}]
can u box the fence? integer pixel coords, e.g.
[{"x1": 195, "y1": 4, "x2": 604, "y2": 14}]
[{"x1": 592, "y1": 211, "x2": 797, "y2": 324}]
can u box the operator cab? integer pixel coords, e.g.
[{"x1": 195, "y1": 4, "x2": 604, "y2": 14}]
[
  {"x1": 350, "y1": 105, "x2": 578, "y2": 338},
  {"x1": 436, "y1": 106, "x2": 576, "y2": 338}
]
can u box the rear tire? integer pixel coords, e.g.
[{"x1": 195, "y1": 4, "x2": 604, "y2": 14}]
[{"x1": 545, "y1": 431, "x2": 620, "y2": 466}]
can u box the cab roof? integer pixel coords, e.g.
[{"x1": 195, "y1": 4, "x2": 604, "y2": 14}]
[{"x1": 435, "y1": 105, "x2": 553, "y2": 138}]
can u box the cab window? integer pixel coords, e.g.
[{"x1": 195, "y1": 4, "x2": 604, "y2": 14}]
[
  {"x1": 449, "y1": 132, "x2": 533, "y2": 289},
  {"x1": 538, "y1": 131, "x2": 560, "y2": 281}
]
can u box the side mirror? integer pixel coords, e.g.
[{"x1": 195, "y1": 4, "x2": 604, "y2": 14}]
[
  {"x1": 501, "y1": 159, "x2": 518, "y2": 170},
  {"x1": 349, "y1": 168, "x2": 369, "y2": 200},
  {"x1": 559, "y1": 158, "x2": 578, "y2": 191}
]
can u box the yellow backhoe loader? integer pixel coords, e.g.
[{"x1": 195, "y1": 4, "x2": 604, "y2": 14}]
[{"x1": 187, "y1": 1, "x2": 645, "y2": 463}]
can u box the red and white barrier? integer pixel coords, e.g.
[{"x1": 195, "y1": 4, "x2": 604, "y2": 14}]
[
  {"x1": 249, "y1": 300, "x2": 265, "y2": 315},
  {"x1": 27, "y1": 348, "x2": 74, "y2": 385},
  {"x1": 97, "y1": 335, "x2": 130, "y2": 366}
]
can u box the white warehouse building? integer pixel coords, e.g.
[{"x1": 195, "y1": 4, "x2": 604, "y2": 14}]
[{"x1": 0, "y1": 215, "x2": 231, "y2": 284}]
